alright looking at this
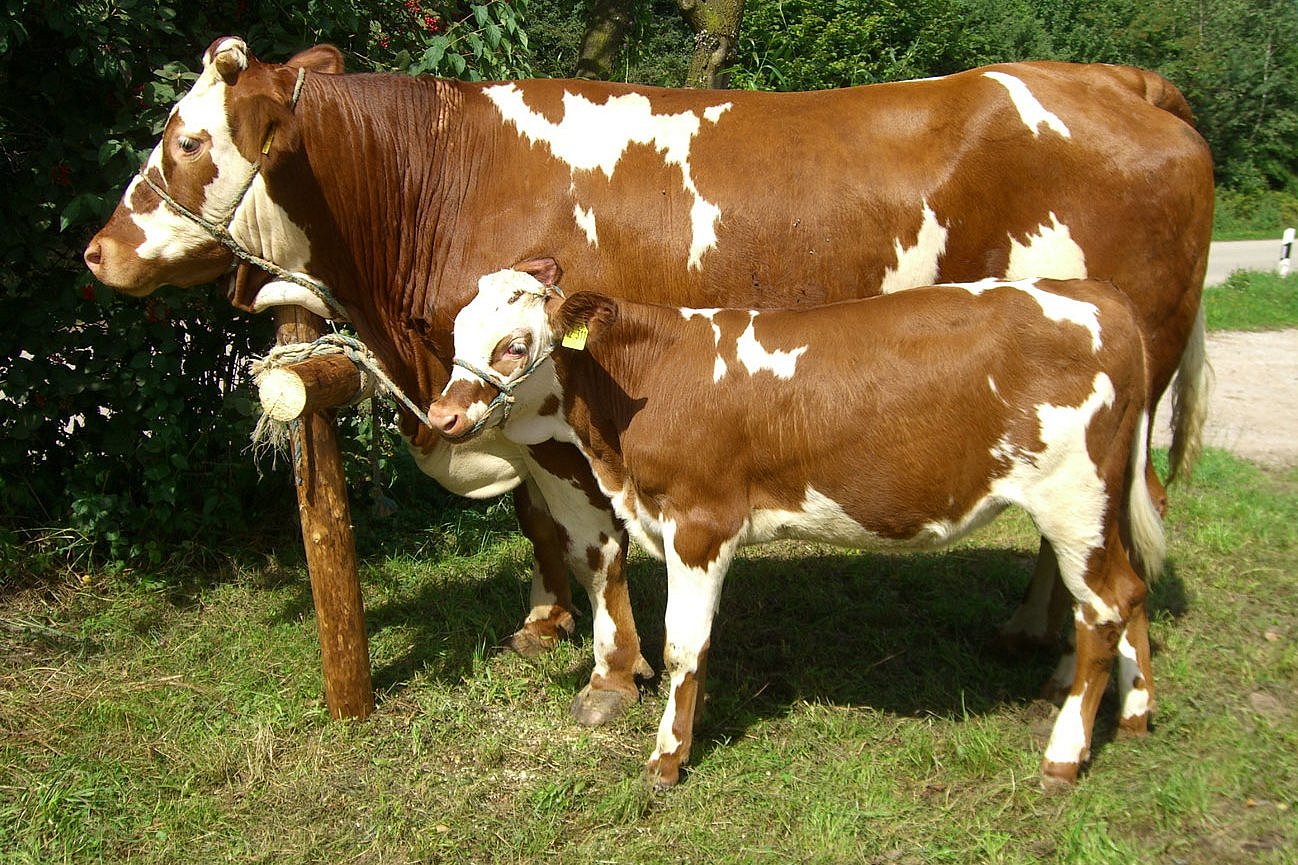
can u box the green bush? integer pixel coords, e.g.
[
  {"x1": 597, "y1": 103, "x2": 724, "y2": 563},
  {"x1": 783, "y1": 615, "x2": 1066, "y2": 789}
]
[
  {"x1": 0, "y1": 1, "x2": 531, "y2": 573},
  {"x1": 1213, "y1": 188, "x2": 1298, "y2": 240}
]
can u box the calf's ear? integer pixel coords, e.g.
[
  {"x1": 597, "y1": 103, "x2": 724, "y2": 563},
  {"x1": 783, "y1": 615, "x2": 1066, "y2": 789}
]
[
  {"x1": 554, "y1": 292, "x2": 618, "y2": 338},
  {"x1": 288, "y1": 44, "x2": 345, "y2": 74},
  {"x1": 513, "y1": 257, "x2": 563, "y2": 287}
]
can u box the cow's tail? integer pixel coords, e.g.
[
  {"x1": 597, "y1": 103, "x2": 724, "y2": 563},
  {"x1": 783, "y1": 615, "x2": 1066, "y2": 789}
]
[
  {"x1": 1127, "y1": 410, "x2": 1167, "y2": 582},
  {"x1": 1167, "y1": 303, "x2": 1212, "y2": 483}
]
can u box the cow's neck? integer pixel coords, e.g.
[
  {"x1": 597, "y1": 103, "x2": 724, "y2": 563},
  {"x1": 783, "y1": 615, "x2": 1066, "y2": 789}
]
[{"x1": 285, "y1": 72, "x2": 475, "y2": 439}]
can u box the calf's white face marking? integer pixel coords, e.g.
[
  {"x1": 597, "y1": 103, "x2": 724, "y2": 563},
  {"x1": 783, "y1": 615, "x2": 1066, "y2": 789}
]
[
  {"x1": 880, "y1": 201, "x2": 949, "y2": 294},
  {"x1": 983, "y1": 71, "x2": 1071, "y2": 139},
  {"x1": 485, "y1": 85, "x2": 732, "y2": 269}
]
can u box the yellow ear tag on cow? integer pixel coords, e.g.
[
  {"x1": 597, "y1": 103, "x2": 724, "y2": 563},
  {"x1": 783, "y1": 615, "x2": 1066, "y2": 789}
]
[{"x1": 562, "y1": 323, "x2": 589, "y2": 350}]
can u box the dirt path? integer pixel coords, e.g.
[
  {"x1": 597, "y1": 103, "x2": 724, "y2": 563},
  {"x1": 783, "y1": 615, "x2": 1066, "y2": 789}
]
[{"x1": 1153, "y1": 328, "x2": 1298, "y2": 470}]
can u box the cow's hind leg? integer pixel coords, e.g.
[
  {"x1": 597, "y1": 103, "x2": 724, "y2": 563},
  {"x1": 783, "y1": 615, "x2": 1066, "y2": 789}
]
[
  {"x1": 1116, "y1": 601, "x2": 1154, "y2": 737},
  {"x1": 998, "y1": 538, "x2": 1073, "y2": 654}
]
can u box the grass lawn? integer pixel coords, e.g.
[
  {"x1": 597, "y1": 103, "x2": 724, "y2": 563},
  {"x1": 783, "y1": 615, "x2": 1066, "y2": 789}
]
[
  {"x1": 2, "y1": 446, "x2": 1296, "y2": 864},
  {"x1": 3, "y1": 270, "x2": 1296, "y2": 863},
  {"x1": 1203, "y1": 270, "x2": 1298, "y2": 331}
]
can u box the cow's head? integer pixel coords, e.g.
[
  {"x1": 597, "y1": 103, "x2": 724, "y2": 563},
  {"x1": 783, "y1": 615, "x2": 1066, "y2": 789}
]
[
  {"x1": 83, "y1": 37, "x2": 343, "y2": 307},
  {"x1": 428, "y1": 258, "x2": 618, "y2": 442}
]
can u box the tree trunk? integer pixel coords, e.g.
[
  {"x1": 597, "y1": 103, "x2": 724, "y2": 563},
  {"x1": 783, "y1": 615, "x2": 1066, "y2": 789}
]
[
  {"x1": 675, "y1": 0, "x2": 746, "y2": 89},
  {"x1": 575, "y1": 0, "x2": 635, "y2": 80}
]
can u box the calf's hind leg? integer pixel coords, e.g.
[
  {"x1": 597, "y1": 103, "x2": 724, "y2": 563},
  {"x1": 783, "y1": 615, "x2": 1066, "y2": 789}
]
[{"x1": 1040, "y1": 535, "x2": 1149, "y2": 785}]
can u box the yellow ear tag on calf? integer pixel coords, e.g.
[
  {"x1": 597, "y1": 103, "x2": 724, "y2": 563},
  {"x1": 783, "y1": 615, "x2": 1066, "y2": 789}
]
[{"x1": 562, "y1": 323, "x2": 589, "y2": 350}]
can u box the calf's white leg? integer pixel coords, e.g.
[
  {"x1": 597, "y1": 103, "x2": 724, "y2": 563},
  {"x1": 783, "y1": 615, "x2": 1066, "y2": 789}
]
[{"x1": 647, "y1": 520, "x2": 735, "y2": 788}]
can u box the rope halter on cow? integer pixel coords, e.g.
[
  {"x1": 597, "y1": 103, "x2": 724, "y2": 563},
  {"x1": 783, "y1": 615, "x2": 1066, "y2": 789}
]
[{"x1": 135, "y1": 67, "x2": 348, "y2": 322}]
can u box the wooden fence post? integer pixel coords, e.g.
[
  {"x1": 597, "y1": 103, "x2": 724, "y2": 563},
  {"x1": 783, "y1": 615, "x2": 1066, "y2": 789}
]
[{"x1": 272, "y1": 306, "x2": 374, "y2": 720}]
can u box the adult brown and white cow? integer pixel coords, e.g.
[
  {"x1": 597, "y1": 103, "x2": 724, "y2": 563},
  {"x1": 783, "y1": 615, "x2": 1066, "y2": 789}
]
[
  {"x1": 83, "y1": 37, "x2": 1211, "y2": 725},
  {"x1": 430, "y1": 263, "x2": 1165, "y2": 787}
]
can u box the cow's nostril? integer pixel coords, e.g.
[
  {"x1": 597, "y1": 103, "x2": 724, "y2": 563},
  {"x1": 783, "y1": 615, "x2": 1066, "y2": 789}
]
[
  {"x1": 440, "y1": 413, "x2": 462, "y2": 435},
  {"x1": 84, "y1": 239, "x2": 102, "y2": 268}
]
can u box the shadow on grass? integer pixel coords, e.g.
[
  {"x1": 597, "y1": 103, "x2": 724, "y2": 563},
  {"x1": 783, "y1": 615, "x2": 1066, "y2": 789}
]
[{"x1": 612, "y1": 544, "x2": 1191, "y2": 767}]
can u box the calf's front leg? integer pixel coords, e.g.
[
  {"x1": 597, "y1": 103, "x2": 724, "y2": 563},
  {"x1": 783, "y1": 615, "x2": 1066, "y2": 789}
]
[{"x1": 647, "y1": 522, "x2": 734, "y2": 788}]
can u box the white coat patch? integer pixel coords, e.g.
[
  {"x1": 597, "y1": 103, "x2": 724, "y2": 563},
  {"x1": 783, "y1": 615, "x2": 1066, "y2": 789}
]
[
  {"x1": 984, "y1": 71, "x2": 1071, "y2": 139},
  {"x1": 682, "y1": 308, "x2": 727, "y2": 382},
  {"x1": 734, "y1": 312, "x2": 807, "y2": 379},
  {"x1": 573, "y1": 204, "x2": 599, "y2": 246},
  {"x1": 1005, "y1": 212, "x2": 1088, "y2": 285},
  {"x1": 953, "y1": 277, "x2": 1101, "y2": 352},
  {"x1": 485, "y1": 84, "x2": 731, "y2": 269},
  {"x1": 880, "y1": 201, "x2": 949, "y2": 294}
]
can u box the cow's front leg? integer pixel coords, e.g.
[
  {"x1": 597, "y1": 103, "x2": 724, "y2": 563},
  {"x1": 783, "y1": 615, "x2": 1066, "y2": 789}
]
[
  {"x1": 647, "y1": 521, "x2": 734, "y2": 788},
  {"x1": 522, "y1": 441, "x2": 652, "y2": 726},
  {"x1": 506, "y1": 478, "x2": 577, "y2": 656}
]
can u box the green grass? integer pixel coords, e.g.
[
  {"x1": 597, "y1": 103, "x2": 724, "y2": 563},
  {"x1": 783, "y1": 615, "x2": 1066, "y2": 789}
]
[
  {"x1": 1203, "y1": 270, "x2": 1298, "y2": 332},
  {"x1": 3, "y1": 448, "x2": 1297, "y2": 864}
]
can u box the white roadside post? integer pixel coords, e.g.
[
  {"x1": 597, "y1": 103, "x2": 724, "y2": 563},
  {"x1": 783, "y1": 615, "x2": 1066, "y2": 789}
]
[{"x1": 1280, "y1": 227, "x2": 1295, "y2": 277}]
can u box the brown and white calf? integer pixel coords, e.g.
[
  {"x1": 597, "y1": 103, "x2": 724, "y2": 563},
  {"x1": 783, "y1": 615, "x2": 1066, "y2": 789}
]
[{"x1": 430, "y1": 263, "x2": 1165, "y2": 787}]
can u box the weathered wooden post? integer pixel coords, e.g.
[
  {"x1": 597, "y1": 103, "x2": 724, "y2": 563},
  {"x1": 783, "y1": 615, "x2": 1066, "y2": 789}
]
[{"x1": 265, "y1": 305, "x2": 374, "y2": 720}]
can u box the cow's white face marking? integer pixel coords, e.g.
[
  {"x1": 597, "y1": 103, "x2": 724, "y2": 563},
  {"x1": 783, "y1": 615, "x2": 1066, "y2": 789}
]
[
  {"x1": 950, "y1": 278, "x2": 1102, "y2": 352},
  {"x1": 735, "y1": 312, "x2": 807, "y2": 379},
  {"x1": 984, "y1": 70, "x2": 1071, "y2": 139},
  {"x1": 880, "y1": 201, "x2": 949, "y2": 294},
  {"x1": 449, "y1": 269, "x2": 556, "y2": 389},
  {"x1": 485, "y1": 85, "x2": 731, "y2": 269},
  {"x1": 1005, "y1": 212, "x2": 1087, "y2": 284},
  {"x1": 122, "y1": 37, "x2": 315, "y2": 299}
]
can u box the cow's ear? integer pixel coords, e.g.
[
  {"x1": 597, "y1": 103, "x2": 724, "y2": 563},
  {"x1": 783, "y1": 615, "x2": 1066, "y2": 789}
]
[
  {"x1": 287, "y1": 44, "x2": 345, "y2": 75},
  {"x1": 553, "y1": 292, "x2": 618, "y2": 338},
  {"x1": 204, "y1": 37, "x2": 250, "y2": 85},
  {"x1": 513, "y1": 257, "x2": 563, "y2": 287}
]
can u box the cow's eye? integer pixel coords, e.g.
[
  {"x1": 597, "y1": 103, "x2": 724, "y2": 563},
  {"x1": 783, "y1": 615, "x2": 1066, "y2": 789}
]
[
  {"x1": 505, "y1": 340, "x2": 528, "y2": 359},
  {"x1": 177, "y1": 136, "x2": 201, "y2": 156}
]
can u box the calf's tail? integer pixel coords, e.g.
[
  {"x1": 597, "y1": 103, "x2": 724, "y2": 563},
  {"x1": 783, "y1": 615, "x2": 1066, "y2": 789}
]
[
  {"x1": 1167, "y1": 303, "x2": 1212, "y2": 483},
  {"x1": 1127, "y1": 410, "x2": 1168, "y2": 581}
]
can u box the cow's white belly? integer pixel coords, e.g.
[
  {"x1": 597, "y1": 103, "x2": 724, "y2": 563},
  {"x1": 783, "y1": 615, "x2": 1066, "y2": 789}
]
[{"x1": 404, "y1": 428, "x2": 529, "y2": 499}]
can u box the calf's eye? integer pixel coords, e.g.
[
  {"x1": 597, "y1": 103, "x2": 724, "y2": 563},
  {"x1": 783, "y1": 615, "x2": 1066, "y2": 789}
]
[
  {"x1": 177, "y1": 137, "x2": 200, "y2": 156},
  {"x1": 506, "y1": 341, "x2": 528, "y2": 358}
]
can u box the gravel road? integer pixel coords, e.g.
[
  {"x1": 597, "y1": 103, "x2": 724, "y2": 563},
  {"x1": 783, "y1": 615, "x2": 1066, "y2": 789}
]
[{"x1": 1153, "y1": 328, "x2": 1298, "y2": 470}]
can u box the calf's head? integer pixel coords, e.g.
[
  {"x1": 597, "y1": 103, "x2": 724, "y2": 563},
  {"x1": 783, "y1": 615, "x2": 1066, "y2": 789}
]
[
  {"x1": 83, "y1": 37, "x2": 342, "y2": 302},
  {"x1": 428, "y1": 258, "x2": 618, "y2": 442}
]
